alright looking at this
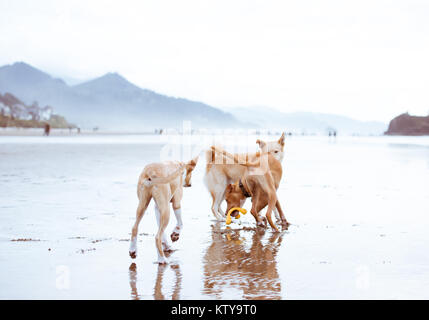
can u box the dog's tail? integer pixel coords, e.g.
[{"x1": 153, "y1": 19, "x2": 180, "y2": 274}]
[
  {"x1": 206, "y1": 145, "x2": 234, "y2": 165},
  {"x1": 205, "y1": 148, "x2": 217, "y2": 165},
  {"x1": 143, "y1": 164, "x2": 185, "y2": 187},
  {"x1": 210, "y1": 146, "x2": 265, "y2": 167}
]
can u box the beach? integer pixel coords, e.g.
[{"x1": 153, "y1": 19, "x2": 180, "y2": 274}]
[{"x1": 1, "y1": 134, "x2": 429, "y2": 299}]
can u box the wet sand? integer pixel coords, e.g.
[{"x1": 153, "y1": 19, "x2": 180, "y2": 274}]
[{"x1": 1, "y1": 135, "x2": 429, "y2": 299}]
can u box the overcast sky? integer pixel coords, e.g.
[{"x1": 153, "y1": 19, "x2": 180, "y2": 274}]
[{"x1": 1, "y1": 0, "x2": 429, "y2": 122}]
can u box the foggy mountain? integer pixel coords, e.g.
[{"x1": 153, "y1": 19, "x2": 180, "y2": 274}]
[
  {"x1": 0, "y1": 62, "x2": 387, "y2": 134},
  {"x1": 0, "y1": 62, "x2": 239, "y2": 130},
  {"x1": 225, "y1": 106, "x2": 387, "y2": 135}
]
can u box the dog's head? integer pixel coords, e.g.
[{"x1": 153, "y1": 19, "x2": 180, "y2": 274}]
[
  {"x1": 256, "y1": 132, "x2": 285, "y2": 162},
  {"x1": 224, "y1": 183, "x2": 246, "y2": 217},
  {"x1": 183, "y1": 156, "x2": 199, "y2": 187}
]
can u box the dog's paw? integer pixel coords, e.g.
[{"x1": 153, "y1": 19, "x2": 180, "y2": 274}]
[
  {"x1": 257, "y1": 221, "x2": 265, "y2": 228},
  {"x1": 129, "y1": 251, "x2": 137, "y2": 259},
  {"x1": 257, "y1": 217, "x2": 268, "y2": 228},
  {"x1": 170, "y1": 232, "x2": 180, "y2": 242},
  {"x1": 271, "y1": 225, "x2": 281, "y2": 233},
  {"x1": 163, "y1": 244, "x2": 173, "y2": 252},
  {"x1": 263, "y1": 216, "x2": 268, "y2": 225},
  {"x1": 157, "y1": 256, "x2": 169, "y2": 265},
  {"x1": 281, "y1": 220, "x2": 290, "y2": 229}
]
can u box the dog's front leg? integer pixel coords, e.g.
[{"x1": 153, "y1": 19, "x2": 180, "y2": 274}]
[
  {"x1": 250, "y1": 202, "x2": 265, "y2": 228},
  {"x1": 273, "y1": 207, "x2": 281, "y2": 223}
]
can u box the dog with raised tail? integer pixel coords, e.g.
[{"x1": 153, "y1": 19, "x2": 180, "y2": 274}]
[
  {"x1": 204, "y1": 133, "x2": 285, "y2": 221},
  {"x1": 211, "y1": 146, "x2": 289, "y2": 231},
  {"x1": 129, "y1": 156, "x2": 198, "y2": 264}
]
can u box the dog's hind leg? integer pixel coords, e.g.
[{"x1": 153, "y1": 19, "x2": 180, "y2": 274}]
[
  {"x1": 204, "y1": 168, "x2": 226, "y2": 220},
  {"x1": 170, "y1": 189, "x2": 184, "y2": 242},
  {"x1": 265, "y1": 190, "x2": 280, "y2": 232},
  {"x1": 210, "y1": 191, "x2": 219, "y2": 219},
  {"x1": 261, "y1": 174, "x2": 280, "y2": 232},
  {"x1": 208, "y1": 190, "x2": 224, "y2": 221},
  {"x1": 156, "y1": 206, "x2": 170, "y2": 264},
  {"x1": 213, "y1": 191, "x2": 226, "y2": 220},
  {"x1": 155, "y1": 205, "x2": 173, "y2": 252},
  {"x1": 275, "y1": 200, "x2": 289, "y2": 228},
  {"x1": 170, "y1": 201, "x2": 183, "y2": 243},
  {"x1": 153, "y1": 188, "x2": 171, "y2": 264},
  {"x1": 170, "y1": 207, "x2": 183, "y2": 242},
  {"x1": 129, "y1": 191, "x2": 151, "y2": 259},
  {"x1": 213, "y1": 181, "x2": 227, "y2": 219}
]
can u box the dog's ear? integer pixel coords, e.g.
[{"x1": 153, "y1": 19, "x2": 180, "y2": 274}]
[
  {"x1": 233, "y1": 181, "x2": 241, "y2": 192},
  {"x1": 278, "y1": 132, "x2": 285, "y2": 146},
  {"x1": 226, "y1": 184, "x2": 233, "y2": 193},
  {"x1": 256, "y1": 139, "x2": 266, "y2": 149}
]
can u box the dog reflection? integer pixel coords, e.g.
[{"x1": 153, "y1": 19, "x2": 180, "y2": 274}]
[
  {"x1": 203, "y1": 223, "x2": 284, "y2": 299},
  {"x1": 128, "y1": 259, "x2": 182, "y2": 300},
  {"x1": 129, "y1": 263, "x2": 139, "y2": 300},
  {"x1": 154, "y1": 264, "x2": 182, "y2": 300}
]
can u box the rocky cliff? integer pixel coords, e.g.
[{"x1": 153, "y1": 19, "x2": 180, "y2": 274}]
[{"x1": 385, "y1": 113, "x2": 429, "y2": 136}]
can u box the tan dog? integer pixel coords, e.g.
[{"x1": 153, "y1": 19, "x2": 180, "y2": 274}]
[
  {"x1": 212, "y1": 146, "x2": 288, "y2": 232},
  {"x1": 204, "y1": 133, "x2": 285, "y2": 221},
  {"x1": 129, "y1": 157, "x2": 198, "y2": 264}
]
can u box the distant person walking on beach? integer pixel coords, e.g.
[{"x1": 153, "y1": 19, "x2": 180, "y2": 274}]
[{"x1": 44, "y1": 123, "x2": 51, "y2": 136}]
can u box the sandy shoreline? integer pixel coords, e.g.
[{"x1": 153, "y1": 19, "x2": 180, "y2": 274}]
[{"x1": 1, "y1": 135, "x2": 429, "y2": 299}]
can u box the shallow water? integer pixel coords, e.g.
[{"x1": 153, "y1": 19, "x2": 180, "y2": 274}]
[{"x1": 1, "y1": 134, "x2": 429, "y2": 299}]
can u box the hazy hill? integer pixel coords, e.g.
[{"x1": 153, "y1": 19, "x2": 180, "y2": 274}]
[
  {"x1": 385, "y1": 113, "x2": 429, "y2": 136},
  {"x1": 1, "y1": 62, "x2": 388, "y2": 134},
  {"x1": 225, "y1": 106, "x2": 387, "y2": 135},
  {"x1": 0, "y1": 62, "x2": 72, "y2": 108},
  {"x1": 0, "y1": 62, "x2": 238, "y2": 130}
]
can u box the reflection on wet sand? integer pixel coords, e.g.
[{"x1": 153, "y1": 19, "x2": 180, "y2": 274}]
[
  {"x1": 129, "y1": 263, "x2": 139, "y2": 300},
  {"x1": 154, "y1": 263, "x2": 182, "y2": 300},
  {"x1": 128, "y1": 253, "x2": 182, "y2": 300},
  {"x1": 203, "y1": 222, "x2": 284, "y2": 299}
]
